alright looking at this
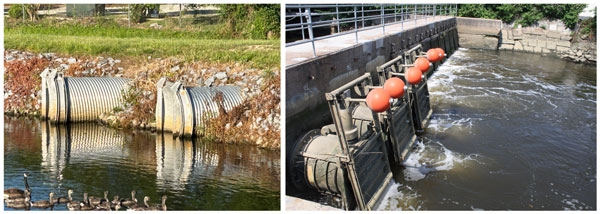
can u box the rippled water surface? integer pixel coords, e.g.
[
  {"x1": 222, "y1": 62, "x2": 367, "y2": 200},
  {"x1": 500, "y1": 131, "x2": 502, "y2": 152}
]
[
  {"x1": 378, "y1": 49, "x2": 596, "y2": 210},
  {"x1": 4, "y1": 118, "x2": 280, "y2": 210}
]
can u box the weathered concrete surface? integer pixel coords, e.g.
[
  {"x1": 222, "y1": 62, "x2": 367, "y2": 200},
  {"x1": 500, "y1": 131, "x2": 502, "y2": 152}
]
[
  {"x1": 456, "y1": 17, "x2": 502, "y2": 36},
  {"x1": 286, "y1": 196, "x2": 343, "y2": 211},
  {"x1": 286, "y1": 17, "x2": 458, "y2": 148},
  {"x1": 456, "y1": 17, "x2": 502, "y2": 50}
]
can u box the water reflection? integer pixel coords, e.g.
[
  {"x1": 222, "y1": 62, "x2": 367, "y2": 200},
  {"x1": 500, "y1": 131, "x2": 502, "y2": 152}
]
[
  {"x1": 40, "y1": 121, "x2": 127, "y2": 175},
  {"x1": 5, "y1": 117, "x2": 279, "y2": 210},
  {"x1": 156, "y1": 133, "x2": 281, "y2": 193}
]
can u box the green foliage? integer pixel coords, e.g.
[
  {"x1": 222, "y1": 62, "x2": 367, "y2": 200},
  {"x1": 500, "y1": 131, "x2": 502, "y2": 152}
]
[
  {"x1": 251, "y1": 5, "x2": 280, "y2": 40},
  {"x1": 458, "y1": 4, "x2": 586, "y2": 30},
  {"x1": 458, "y1": 4, "x2": 497, "y2": 19},
  {"x1": 219, "y1": 4, "x2": 280, "y2": 39},
  {"x1": 8, "y1": 4, "x2": 24, "y2": 19},
  {"x1": 580, "y1": 8, "x2": 596, "y2": 40},
  {"x1": 516, "y1": 5, "x2": 543, "y2": 27},
  {"x1": 121, "y1": 85, "x2": 141, "y2": 108},
  {"x1": 129, "y1": 4, "x2": 160, "y2": 23}
]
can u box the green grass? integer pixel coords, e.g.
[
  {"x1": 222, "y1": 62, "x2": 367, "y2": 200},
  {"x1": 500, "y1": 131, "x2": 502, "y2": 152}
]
[{"x1": 4, "y1": 18, "x2": 280, "y2": 69}]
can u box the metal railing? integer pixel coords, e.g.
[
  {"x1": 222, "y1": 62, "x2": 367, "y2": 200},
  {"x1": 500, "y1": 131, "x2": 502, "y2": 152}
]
[{"x1": 285, "y1": 4, "x2": 457, "y2": 57}]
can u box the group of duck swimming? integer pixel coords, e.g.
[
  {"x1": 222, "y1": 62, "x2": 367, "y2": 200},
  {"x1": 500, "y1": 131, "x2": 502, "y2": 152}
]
[{"x1": 4, "y1": 173, "x2": 167, "y2": 211}]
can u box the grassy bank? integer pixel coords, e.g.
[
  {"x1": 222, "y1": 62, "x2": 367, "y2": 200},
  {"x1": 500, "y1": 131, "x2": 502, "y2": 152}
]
[{"x1": 4, "y1": 18, "x2": 279, "y2": 69}]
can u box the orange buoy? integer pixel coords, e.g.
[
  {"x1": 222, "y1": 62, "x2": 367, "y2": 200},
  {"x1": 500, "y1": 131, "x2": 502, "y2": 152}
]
[
  {"x1": 414, "y1": 57, "x2": 431, "y2": 73},
  {"x1": 435, "y1": 48, "x2": 446, "y2": 58},
  {"x1": 405, "y1": 67, "x2": 423, "y2": 85},
  {"x1": 426, "y1": 49, "x2": 441, "y2": 62},
  {"x1": 383, "y1": 77, "x2": 405, "y2": 98},
  {"x1": 366, "y1": 88, "x2": 391, "y2": 112}
]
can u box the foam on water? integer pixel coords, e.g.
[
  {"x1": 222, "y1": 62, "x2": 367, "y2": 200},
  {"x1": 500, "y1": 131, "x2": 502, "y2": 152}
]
[
  {"x1": 521, "y1": 74, "x2": 562, "y2": 92},
  {"x1": 427, "y1": 114, "x2": 482, "y2": 133},
  {"x1": 376, "y1": 182, "x2": 423, "y2": 211},
  {"x1": 401, "y1": 139, "x2": 479, "y2": 181}
]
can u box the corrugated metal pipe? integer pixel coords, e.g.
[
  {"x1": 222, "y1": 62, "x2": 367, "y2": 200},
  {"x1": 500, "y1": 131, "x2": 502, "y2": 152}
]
[
  {"x1": 40, "y1": 69, "x2": 131, "y2": 123},
  {"x1": 155, "y1": 77, "x2": 245, "y2": 138}
]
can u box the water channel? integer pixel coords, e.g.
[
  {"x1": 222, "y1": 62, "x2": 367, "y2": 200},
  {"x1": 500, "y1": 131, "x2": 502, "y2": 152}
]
[
  {"x1": 377, "y1": 48, "x2": 596, "y2": 210},
  {"x1": 4, "y1": 117, "x2": 280, "y2": 210}
]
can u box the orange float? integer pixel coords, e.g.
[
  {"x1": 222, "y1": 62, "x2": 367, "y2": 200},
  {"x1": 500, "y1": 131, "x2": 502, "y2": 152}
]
[
  {"x1": 366, "y1": 88, "x2": 391, "y2": 112},
  {"x1": 426, "y1": 49, "x2": 441, "y2": 62},
  {"x1": 414, "y1": 57, "x2": 431, "y2": 73},
  {"x1": 405, "y1": 67, "x2": 423, "y2": 85},
  {"x1": 435, "y1": 48, "x2": 446, "y2": 58},
  {"x1": 383, "y1": 77, "x2": 405, "y2": 98}
]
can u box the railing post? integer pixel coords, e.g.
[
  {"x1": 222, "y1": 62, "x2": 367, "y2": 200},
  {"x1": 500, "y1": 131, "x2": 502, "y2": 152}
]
[
  {"x1": 336, "y1": 4, "x2": 340, "y2": 34},
  {"x1": 361, "y1": 4, "x2": 365, "y2": 29},
  {"x1": 425, "y1": 5, "x2": 428, "y2": 23},
  {"x1": 299, "y1": 7, "x2": 305, "y2": 40},
  {"x1": 455, "y1": 4, "x2": 458, "y2": 16},
  {"x1": 354, "y1": 6, "x2": 358, "y2": 43},
  {"x1": 394, "y1": 4, "x2": 397, "y2": 23},
  {"x1": 401, "y1": 4, "x2": 404, "y2": 31},
  {"x1": 306, "y1": 7, "x2": 317, "y2": 57},
  {"x1": 414, "y1": 5, "x2": 417, "y2": 26},
  {"x1": 381, "y1": 4, "x2": 385, "y2": 35}
]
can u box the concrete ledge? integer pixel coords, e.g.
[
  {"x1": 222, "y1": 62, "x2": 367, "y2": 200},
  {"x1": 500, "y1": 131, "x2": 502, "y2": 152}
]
[
  {"x1": 456, "y1": 17, "x2": 501, "y2": 36},
  {"x1": 459, "y1": 34, "x2": 498, "y2": 50},
  {"x1": 286, "y1": 196, "x2": 343, "y2": 211}
]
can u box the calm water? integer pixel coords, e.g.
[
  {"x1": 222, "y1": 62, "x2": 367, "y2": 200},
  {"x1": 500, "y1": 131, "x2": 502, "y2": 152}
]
[
  {"x1": 378, "y1": 48, "x2": 596, "y2": 210},
  {"x1": 4, "y1": 117, "x2": 280, "y2": 210}
]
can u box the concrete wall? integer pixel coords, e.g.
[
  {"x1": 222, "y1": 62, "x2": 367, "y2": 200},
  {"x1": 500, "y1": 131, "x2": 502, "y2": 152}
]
[
  {"x1": 499, "y1": 26, "x2": 573, "y2": 54},
  {"x1": 458, "y1": 17, "x2": 596, "y2": 64},
  {"x1": 286, "y1": 18, "x2": 459, "y2": 146},
  {"x1": 456, "y1": 17, "x2": 502, "y2": 50}
]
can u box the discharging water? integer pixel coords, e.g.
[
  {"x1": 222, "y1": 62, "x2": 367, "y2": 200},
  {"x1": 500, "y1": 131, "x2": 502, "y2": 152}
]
[
  {"x1": 378, "y1": 48, "x2": 596, "y2": 210},
  {"x1": 4, "y1": 117, "x2": 280, "y2": 210}
]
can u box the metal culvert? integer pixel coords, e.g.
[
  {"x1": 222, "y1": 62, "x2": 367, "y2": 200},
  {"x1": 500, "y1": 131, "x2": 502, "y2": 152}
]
[
  {"x1": 40, "y1": 69, "x2": 131, "y2": 123},
  {"x1": 155, "y1": 77, "x2": 245, "y2": 138},
  {"x1": 155, "y1": 78, "x2": 180, "y2": 135}
]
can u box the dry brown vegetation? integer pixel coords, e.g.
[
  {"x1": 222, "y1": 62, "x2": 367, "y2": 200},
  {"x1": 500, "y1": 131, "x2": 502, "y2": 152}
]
[{"x1": 4, "y1": 56, "x2": 49, "y2": 115}]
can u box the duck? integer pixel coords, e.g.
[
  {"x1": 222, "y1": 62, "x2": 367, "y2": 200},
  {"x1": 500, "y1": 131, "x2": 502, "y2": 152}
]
[
  {"x1": 66, "y1": 190, "x2": 81, "y2": 211},
  {"x1": 79, "y1": 196, "x2": 94, "y2": 211},
  {"x1": 88, "y1": 190, "x2": 107, "y2": 206},
  {"x1": 114, "y1": 202, "x2": 122, "y2": 211},
  {"x1": 148, "y1": 195, "x2": 167, "y2": 211},
  {"x1": 160, "y1": 195, "x2": 167, "y2": 211},
  {"x1": 5, "y1": 189, "x2": 31, "y2": 210},
  {"x1": 127, "y1": 196, "x2": 151, "y2": 211},
  {"x1": 52, "y1": 189, "x2": 71, "y2": 204},
  {"x1": 95, "y1": 200, "x2": 112, "y2": 211},
  {"x1": 120, "y1": 190, "x2": 137, "y2": 207},
  {"x1": 98, "y1": 190, "x2": 112, "y2": 209},
  {"x1": 30, "y1": 192, "x2": 54, "y2": 210},
  {"x1": 110, "y1": 195, "x2": 121, "y2": 209},
  {"x1": 4, "y1": 173, "x2": 31, "y2": 200},
  {"x1": 111, "y1": 195, "x2": 120, "y2": 205}
]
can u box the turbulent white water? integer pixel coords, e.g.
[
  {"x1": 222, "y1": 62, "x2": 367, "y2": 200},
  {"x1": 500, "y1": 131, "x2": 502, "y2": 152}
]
[{"x1": 378, "y1": 48, "x2": 596, "y2": 211}]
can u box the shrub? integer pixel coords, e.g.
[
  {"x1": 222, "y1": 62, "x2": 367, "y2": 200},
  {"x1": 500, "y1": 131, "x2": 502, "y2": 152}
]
[
  {"x1": 219, "y1": 4, "x2": 280, "y2": 40},
  {"x1": 458, "y1": 4, "x2": 586, "y2": 30},
  {"x1": 129, "y1": 4, "x2": 159, "y2": 23},
  {"x1": 8, "y1": 4, "x2": 24, "y2": 19}
]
